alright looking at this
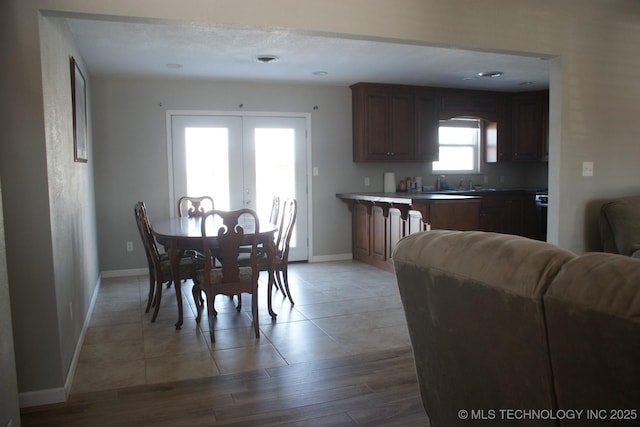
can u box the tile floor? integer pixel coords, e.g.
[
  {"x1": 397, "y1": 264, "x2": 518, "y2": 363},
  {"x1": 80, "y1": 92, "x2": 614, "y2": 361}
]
[{"x1": 71, "y1": 261, "x2": 411, "y2": 395}]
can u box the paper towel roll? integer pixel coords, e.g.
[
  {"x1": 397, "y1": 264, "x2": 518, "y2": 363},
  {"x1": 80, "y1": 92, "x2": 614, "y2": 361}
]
[{"x1": 383, "y1": 172, "x2": 396, "y2": 193}]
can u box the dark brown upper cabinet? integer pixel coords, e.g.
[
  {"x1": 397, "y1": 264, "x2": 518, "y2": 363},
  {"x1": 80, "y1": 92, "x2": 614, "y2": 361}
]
[
  {"x1": 438, "y1": 88, "x2": 502, "y2": 122},
  {"x1": 351, "y1": 83, "x2": 548, "y2": 164},
  {"x1": 351, "y1": 83, "x2": 439, "y2": 162},
  {"x1": 511, "y1": 90, "x2": 548, "y2": 162}
]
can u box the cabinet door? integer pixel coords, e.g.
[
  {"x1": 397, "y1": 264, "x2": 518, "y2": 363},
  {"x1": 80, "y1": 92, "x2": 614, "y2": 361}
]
[
  {"x1": 541, "y1": 91, "x2": 549, "y2": 161},
  {"x1": 352, "y1": 203, "x2": 370, "y2": 259},
  {"x1": 479, "y1": 194, "x2": 508, "y2": 232},
  {"x1": 370, "y1": 205, "x2": 386, "y2": 262},
  {"x1": 388, "y1": 92, "x2": 414, "y2": 160},
  {"x1": 439, "y1": 88, "x2": 500, "y2": 121},
  {"x1": 430, "y1": 200, "x2": 480, "y2": 231},
  {"x1": 512, "y1": 92, "x2": 543, "y2": 161},
  {"x1": 415, "y1": 92, "x2": 439, "y2": 161},
  {"x1": 506, "y1": 194, "x2": 538, "y2": 238},
  {"x1": 362, "y1": 87, "x2": 391, "y2": 160}
]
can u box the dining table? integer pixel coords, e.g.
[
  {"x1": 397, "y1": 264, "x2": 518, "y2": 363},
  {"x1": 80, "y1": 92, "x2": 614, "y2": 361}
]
[{"x1": 152, "y1": 215, "x2": 279, "y2": 329}]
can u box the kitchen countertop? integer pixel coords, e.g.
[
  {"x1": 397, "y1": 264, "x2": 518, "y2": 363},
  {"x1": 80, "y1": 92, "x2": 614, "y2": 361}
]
[
  {"x1": 336, "y1": 192, "x2": 481, "y2": 205},
  {"x1": 336, "y1": 188, "x2": 546, "y2": 205}
]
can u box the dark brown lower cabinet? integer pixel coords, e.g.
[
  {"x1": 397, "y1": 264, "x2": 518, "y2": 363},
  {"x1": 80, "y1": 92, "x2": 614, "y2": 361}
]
[
  {"x1": 479, "y1": 193, "x2": 538, "y2": 239},
  {"x1": 344, "y1": 193, "x2": 537, "y2": 272},
  {"x1": 349, "y1": 198, "x2": 481, "y2": 272}
]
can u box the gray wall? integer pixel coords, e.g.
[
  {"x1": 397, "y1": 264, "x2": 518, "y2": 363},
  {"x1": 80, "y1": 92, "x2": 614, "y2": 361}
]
[
  {"x1": 0, "y1": 179, "x2": 20, "y2": 427},
  {"x1": 3, "y1": 0, "x2": 640, "y2": 402},
  {"x1": 92, "y1": 78, "x2": 355, "y2": 269},
  {"x1": 40, "y1": 15, "x2": 99, "y2": 387},
  {"x1": 0, "y1": 9, "x2": 100, "y2": 399}
]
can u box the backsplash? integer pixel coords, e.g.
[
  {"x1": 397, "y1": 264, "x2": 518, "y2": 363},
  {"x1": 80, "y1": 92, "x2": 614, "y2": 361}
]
[{"x1": 353, "y1": 161, "x2": 549, "y2": 192}]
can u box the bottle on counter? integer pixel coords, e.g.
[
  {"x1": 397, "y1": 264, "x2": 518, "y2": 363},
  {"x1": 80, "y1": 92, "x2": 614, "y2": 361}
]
[
  {"x1": 406, "y1": 177, "x2": 412, "y2": 192},
  {"x1": 413, "y1": 176, "x2": 422, "y2": 192}
]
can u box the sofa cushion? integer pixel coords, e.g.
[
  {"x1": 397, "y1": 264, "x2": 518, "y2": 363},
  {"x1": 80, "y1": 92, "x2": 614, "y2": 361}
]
[
  {"x1": 393, "y1": 230, "x2": 575, "y2": 426},
  {"x1": 544, "y1": 253, "x2": 640, "y2": 416},
  {"x1": 599, "y1": 196, "x2": 640, "y2": 256}
]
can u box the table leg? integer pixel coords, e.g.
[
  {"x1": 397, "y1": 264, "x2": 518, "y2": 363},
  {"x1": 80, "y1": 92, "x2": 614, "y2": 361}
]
[
  {"x1": 168, "y1": 240, "x2": 184, "y2": 329},
  {"x1": 264, "y1": 237, "x2": 278, "y2": 319}
]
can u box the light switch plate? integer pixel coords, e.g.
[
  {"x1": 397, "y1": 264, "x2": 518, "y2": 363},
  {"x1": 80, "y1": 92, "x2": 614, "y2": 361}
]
[{"x1": 582, "y1": 161, "x2": 594, "y2": 177}]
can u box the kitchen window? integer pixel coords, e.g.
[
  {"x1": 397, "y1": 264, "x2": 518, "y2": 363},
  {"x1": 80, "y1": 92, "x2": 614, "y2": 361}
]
[{"x1": 432, "y1": 118, "x2": 480, "y2": 173}]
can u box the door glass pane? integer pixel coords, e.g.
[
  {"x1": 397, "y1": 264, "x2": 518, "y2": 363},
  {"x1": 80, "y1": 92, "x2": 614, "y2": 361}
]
[
  {"x1": 185, "y1": 127, "x2": 231, "y2": 210},
  {"x1": 254, "y1": 128, "x2": 296, "y2": 246}
]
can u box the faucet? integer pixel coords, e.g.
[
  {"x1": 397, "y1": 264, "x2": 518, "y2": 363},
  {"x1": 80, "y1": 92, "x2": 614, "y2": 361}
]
[{"x1": 439, "y1": 175, "x2": 448, "y2": 190}]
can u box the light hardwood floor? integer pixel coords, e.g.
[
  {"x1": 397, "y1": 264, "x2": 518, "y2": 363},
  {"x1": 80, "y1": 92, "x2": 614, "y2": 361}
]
[{"x1": 21, "y1": 261, "x2": 429, "y2": 426}]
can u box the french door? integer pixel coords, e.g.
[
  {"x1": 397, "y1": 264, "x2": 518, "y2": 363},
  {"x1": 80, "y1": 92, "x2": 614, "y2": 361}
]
[{"x1": 170, "y1": 113, "x2": 308, "y2": 261}]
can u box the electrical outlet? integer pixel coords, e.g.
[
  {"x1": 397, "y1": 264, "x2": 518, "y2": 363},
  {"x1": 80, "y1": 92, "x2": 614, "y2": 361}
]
[
  {"x1": 364, "y1": 177, "x2": 370, "y2": 186},
  {"x1": 312, "y1": 167, "x2": 319, "y2": 177},
  {"x1": 483, "y1": 175, "x2": 489, "y2": 184},
  {"x1": 126, "y1": 241, "x2": 134, "y2": 252},
  {"x1": 582, "y1": 161, "x2": 594, "y2": 177}
]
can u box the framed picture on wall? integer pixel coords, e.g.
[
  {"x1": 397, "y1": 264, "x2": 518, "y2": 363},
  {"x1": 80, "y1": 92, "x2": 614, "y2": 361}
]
[{"x1": 70, "y1": 56, "x2": 88, "y2": 162}]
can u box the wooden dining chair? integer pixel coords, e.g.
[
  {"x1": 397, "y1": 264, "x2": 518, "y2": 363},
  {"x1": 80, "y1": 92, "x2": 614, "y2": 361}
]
[
  {"x1": 134, "y1": 201, "x2": 200, "y2": 322},
  {"x1": 192, "y1": 209, "x2": 261, "y2": 342},
  {"x1": 177, "y1": 195, "x2": 214, "y2": 217},
  {"x1": 238, "y1": 198, "x2": 297, "y2": 305},
  {"x1": 272, "y1": 198, "x2": 297, "y2": 304},
  {"x1": 269, "y1": 196, "x2": 280, "y2": 225}
]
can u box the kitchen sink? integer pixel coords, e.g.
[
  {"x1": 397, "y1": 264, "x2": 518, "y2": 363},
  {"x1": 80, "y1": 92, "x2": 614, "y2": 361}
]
[{"x1": 428, "y1": 188, "x2": 497, "y2": 194}]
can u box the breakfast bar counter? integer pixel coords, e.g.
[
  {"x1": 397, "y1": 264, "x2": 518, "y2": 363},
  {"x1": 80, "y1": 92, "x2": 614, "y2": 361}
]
[
  {"x1": 336, "y1": 192, "x2": 480, "y2": 204},
  {"x1": 337, "y1": 192, "x2": 482, "y2": 271}
]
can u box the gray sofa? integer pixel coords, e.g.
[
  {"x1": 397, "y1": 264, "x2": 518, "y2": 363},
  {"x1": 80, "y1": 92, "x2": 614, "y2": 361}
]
[
  {"x1": 600, "y1": 195, "x2": 640, "y2": 258},
  {"x1": 393, "y1": 230, "x2": 640, "y2": 426}
]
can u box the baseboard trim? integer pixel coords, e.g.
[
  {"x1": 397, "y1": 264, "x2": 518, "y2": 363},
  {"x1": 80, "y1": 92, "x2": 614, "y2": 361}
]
[
  {"x1": 101, "y1": 268, "x2": 147, "y2": 278},
  {"x1": 309, "y1": 253, "x2": 352, "y2": 263},
  {"x1": 19, "y1": 387, "x2": 67, "y2": 408},
  {"x1": 19, "y1": 275, "x2": 102, "y2": 408},
  {"x1": 62, "y1": 275, "x2": 101, "y2": 399}
]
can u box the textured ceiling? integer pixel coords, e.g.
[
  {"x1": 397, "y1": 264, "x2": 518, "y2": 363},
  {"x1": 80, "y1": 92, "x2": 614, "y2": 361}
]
[{"x1": 67, "y1": 18, "x2": 550, "y2": 91}]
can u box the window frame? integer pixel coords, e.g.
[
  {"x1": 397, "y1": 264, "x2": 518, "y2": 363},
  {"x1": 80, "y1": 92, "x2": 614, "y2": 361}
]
[{"x1": 432, "y1": 118, "x2": 482, "y2": 174}]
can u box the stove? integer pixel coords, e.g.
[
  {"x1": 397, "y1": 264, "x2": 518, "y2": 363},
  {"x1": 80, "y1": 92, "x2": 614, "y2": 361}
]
[
  {"x1": 534, "y1": 190, "x2": 548, "y2": 240},
  {"x1": 535, "y1": 193, "x2": 548, "y2": 207}
]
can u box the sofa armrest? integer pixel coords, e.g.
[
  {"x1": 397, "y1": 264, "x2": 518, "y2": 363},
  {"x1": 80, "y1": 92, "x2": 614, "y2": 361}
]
[
  {"x1": 599, "y1": 196, "x2": 640, "y2": 256},
  {"x1": 544, "y1": 253, "x2": 640, "y2": 414},
  {"x1": 393, "y1": 230, "x2": 575, "y2": 426}
]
